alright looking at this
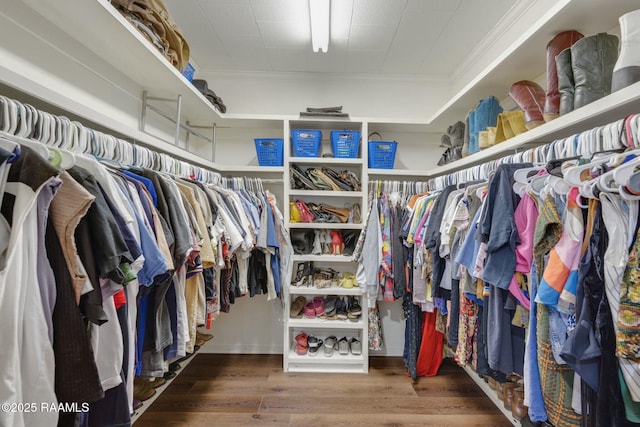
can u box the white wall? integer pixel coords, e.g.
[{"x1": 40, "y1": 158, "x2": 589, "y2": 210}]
[{"x1": 197, "y1": 70, "x2": 451, "y2": 123}]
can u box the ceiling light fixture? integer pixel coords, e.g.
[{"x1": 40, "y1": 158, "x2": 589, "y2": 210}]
[{"x1": 309, "y1": 0, "x2": 330, "y2": 53}]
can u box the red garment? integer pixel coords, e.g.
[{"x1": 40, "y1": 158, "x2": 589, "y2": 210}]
[
  {"x1": 415, "y1": 310, "x2": 444, "y2": 377},
  {"x1": 113, "y1": 289, "x2": 127, "y2": 310}
]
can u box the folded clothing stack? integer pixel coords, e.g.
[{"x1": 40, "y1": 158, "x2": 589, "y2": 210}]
[
  {"x1": 300, "y1": 106, "x2": 349, "y2": 118},
  {"x1": 111, "y1": 0, "x2": 190, "y2": 71},
  {"x1": 192, "y1": 79, "x2": 227, "y2": 113}
]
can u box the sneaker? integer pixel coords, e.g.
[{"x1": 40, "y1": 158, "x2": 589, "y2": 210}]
[
  {"x1": 336, "y1": 298, "x2": 348, "y2": 320},
  {"x1": 338, "y1": 337, "x2": 349, "y2": 355},
  {"x1": 324, "y1": 336, "x2": 337, "y2": 356},
  {"x1": 308, "y1": 339, "x2": 323, "y2": 357},
  {"x1": 350, "y1": 337, "x2": 362, "y2": 355}
]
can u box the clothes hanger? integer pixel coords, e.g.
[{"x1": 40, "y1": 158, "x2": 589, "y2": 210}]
[{"x1": 563, "y1": 151, "x2": 624, "y2": 187}]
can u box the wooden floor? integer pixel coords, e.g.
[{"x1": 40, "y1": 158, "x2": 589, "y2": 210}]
[{"x1": 135, "y1": 354, "x2": 512, "y2": 427}]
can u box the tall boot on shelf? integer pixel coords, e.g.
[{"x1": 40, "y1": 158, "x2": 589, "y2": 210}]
[
  {"x1": 508, "y1": 80, "x2": 546, "y2": 129},
  {"x1": 543, "y1": 30, "x2": 584, "y2": 122},
  {"x1": 556, "y1": 47, "x2": 576, "y2": 115},
  {"x1": 572, "y1": 33, "x2": 619, "y2": 109},
  {"x1": 613, "y1": 9, "x2": 640, "y2": 92}
]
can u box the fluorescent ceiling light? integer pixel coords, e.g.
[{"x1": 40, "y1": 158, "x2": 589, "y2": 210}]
[{"x1": 309, "y1": 0, "x2": 330, "y2": 53}]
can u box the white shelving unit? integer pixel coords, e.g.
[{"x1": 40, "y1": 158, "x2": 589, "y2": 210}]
[{"x1": 283, "y1": 119, "x2": 369, "y2": 374}]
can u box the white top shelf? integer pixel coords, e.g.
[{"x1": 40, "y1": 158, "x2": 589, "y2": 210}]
[
  {"x1": 288, "y1": 318, "x2": 363, "y2": 329},
  {"x1": 289, "y1": 190, "x2": 364, "y2": 197},
  {"x1": 288, "y1": 223, "x2": 363, "y2": 230},
  {"x1": 288, "y1": 286, "x2": 363, "y2": 296},
  {"x1": 21, "y1": 0, "x2": 223, "y2": 125},
  {"x1": 290, "y1": 157, "x2": 363, "y2": 166},
  {"x1": 293, "y1": 255, "x2": 356, "y2": 263},
  {"x1": 427, "y1": 0, "x2": 640, "y2": 127}
]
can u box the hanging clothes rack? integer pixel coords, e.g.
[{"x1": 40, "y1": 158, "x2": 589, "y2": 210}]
[
  {"x1": 427, "y1": 116, "x2": 636, "y2": 192},
  {"x1": 0, "y1": 94, "x2": 222, "y2": 184}
]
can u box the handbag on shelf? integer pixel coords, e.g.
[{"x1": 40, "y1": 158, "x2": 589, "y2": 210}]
[
  {"x1": 319, "y1": 204, "x2": 350, "y2": 223},
  {"x1": 321, "y1": 167, "x2": 353, "y2": 191},
  {"x1": 290, "y1": 230, "x2": 315, "y2": 254},
  {"x1": 307, "y1": 168, "x2": 341, "y2": 191},
  {"x1": 289, "y1": 201, "x2": 301, "y2": 222},
  {"x1": 295, "y1": 200, "x2": 316, "y2": 223},
  {"x1": 307, "y1": 203, "x2": 341, "y2": 223},
  {"x1": 290, "y1": 164, "x2": 317, "y2": 190}
]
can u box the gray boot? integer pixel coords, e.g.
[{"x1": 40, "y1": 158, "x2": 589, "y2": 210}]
[
  {"x1": 447, "y1": 120, "x2": 465, "y2": 147},
  {"x1": 572, "y1": 33, "x2": 619, "y2": 109},
  {"x1": 556, "y1": 47, "x2": 575, "y2": 115},
  {"x1": 613, "y1": 9, "x2": 640, "y2": 92}
]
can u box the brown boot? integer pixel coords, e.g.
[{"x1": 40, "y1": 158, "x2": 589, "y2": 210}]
[
  {"x1": 509, "y1": 81, "x2": 546, "y2": 130},
  {"x1": 503, "y1": 381, "x2": 519, "y2": 410},
  {"x1": 496, "y1": 381, "x2": 505, "y2": 401},
  {"x1": 511, "y1": 387, "x2": 528, "y2": 419},
  {"x1": 544, "y1": 30, "x2": 584, "y2": 122}
]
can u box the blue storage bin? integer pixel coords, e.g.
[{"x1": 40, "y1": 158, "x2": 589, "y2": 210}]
[
  {"x1": 254, "y1": 138, "x2": 284, "y2": 166},
  {"x1": 368, "y1": 141, "x2": 397, "y2": 169},
  {"x1": 291, "y1": 129, "x2": 322, "y2": 157},
  {"x1": 182, "y1": 63, "x2": 195, "y2": 82},
  {"x1": 330, "y1": 130, "x2": 360, "y2": 158}
]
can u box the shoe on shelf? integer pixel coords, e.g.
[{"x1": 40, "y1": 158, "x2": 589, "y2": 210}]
[
  {"x1": 338, "y1": 337, "x2": 349, "y2": 355},
  {"x1": 169, "y1": 362, "x2": 181, "y2": 372},
  {"x1": 303, "y1": 301, "x2": 316, "y2": 318},
  {"x1": 350, "y1": 337, "x2": 362, "y2": 355},
  {"x1": 511, "y1": 387, "x2": 529, "y2": 419},
  {"x1": 330, "y1": 230, "x2": 344, "y2": 255},
  {"x1": 323, "y1": 295, "x2": 338, "y2": 319},
  {"x1": 336, "y1": 298, "x2": 348, "y2": 320},
  {"x1": 290, "y1": 296, "x2": 307, "y2": 318},
  {"x1": 295, "y1": 332, "x2": 309, "y2": 355},
  {"x1": 163, "y1": 371, "x2": 177, "y2": 380},
  {"x1": 295, "y1": 331, "x2": 308, "y2": 346},
  {"x1": 312, "y1": 230, "x2": 322, "y2": 255},
  {"x1": 339, "y1": 272, "x2": 356, "y2": 288},
  {"x1": 292, "y1": 261, "x2": 314, "y2": 287},
  {"x1": 312, "y1": 296, "x2": 325, "y2": 317},
  {"x1": 291, "y1": 262, "x2": 306, "y2": 287},
  {"x1": 347, "y1": 296, "x2": 362, "y2": 320},
  {"x1": 324, "y1": 336, "x2": 338, "y2": 356},
  {"x1": 133, "y1": 377, "x2": 156, "y2": 401},
  {"x1": 321, "y1": 230, "x2": 332, "y2": 254},
  {"x1": 295, "y1": 343, "x2": 308, "y2": 355},
  {"x1": 308, "y1": 338, "x2": 323, "y2": 357},
  {"x1": 196, "y1": 331, "x2": 213, "y2": 343}
]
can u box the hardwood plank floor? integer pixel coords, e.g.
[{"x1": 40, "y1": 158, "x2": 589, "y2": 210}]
[{"x1": 135, "y1": 354, "x2": 512, "y2": 427}]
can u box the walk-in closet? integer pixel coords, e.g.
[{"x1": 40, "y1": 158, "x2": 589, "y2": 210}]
[{"x1": 2, "y1": 0, "x2": 640, "y2": 426}]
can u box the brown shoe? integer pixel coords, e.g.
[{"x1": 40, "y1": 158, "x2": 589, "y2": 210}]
[
  {"x1": 139, "y1": 376, "x2": 167, "y2": 389},
  {"x1": 503, "y1": 382, "x2": 519, "y2": 410},
  {"x1": 511, "y1": 387, "x2": 529, "y2": 419},
  {"x1": 133, "y1": 377, "x2": 156, "y2": 401},
  {"x1": 197, "y1": 331, "x2": 214, "y2": 342},
  {"x1": 496, "y1": 381, "x2": 505, "y2": 401},
  {"x1": 195, "y1": 331, "x2": 213, "y2": 347}
]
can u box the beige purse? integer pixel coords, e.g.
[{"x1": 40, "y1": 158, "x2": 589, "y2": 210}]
[
  {"x1": 494, "y1": 111, "x2": 528, "y2": 144},
  {"x1": 478, "y1": 130, "x2": 490, "y2": 149}
]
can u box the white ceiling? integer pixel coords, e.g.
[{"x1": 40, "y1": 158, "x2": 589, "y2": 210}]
[{"x1": 164, "y1": 0, "x2": 519, "y2": 78}]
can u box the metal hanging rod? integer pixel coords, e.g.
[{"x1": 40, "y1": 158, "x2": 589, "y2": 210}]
[{"x1": 140, "y1": 91, "x2": 216, "y2": 159}]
